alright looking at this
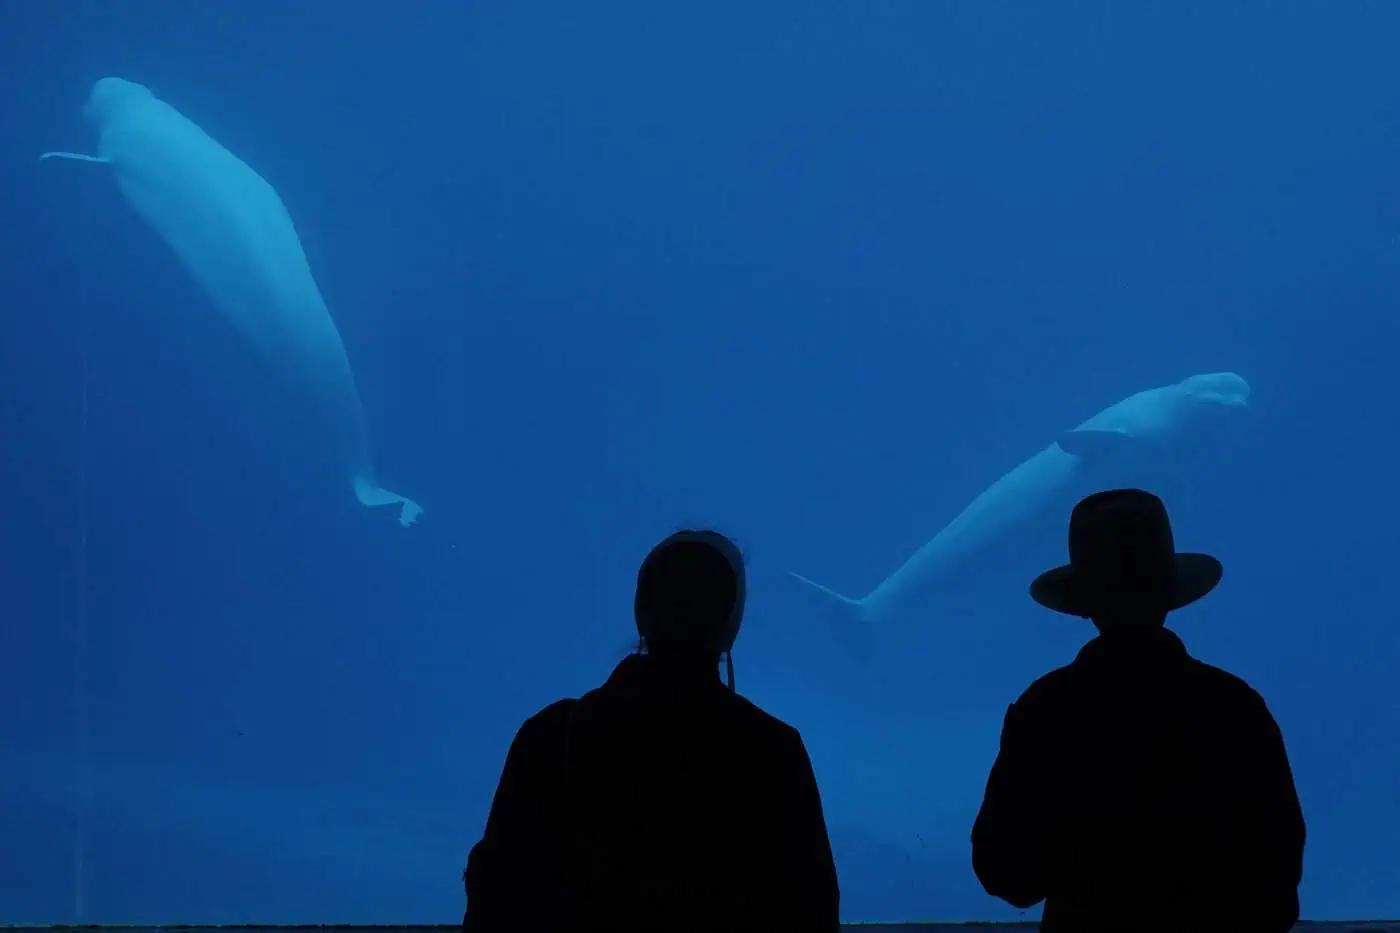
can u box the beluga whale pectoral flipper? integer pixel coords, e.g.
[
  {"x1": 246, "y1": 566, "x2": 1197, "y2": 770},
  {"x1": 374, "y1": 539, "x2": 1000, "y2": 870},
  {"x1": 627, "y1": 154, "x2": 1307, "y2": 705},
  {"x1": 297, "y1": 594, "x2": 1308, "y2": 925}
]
[
  {"x1": 792, "y1": 371, "x2": 1250, "y2": 625},
  {"x1": 42, "y1": 77, "x2": 422, "y2": 526}
]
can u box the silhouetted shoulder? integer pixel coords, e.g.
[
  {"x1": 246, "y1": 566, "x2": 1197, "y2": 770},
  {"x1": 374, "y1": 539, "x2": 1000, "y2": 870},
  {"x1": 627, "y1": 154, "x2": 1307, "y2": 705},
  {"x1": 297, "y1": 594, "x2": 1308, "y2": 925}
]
[
  {"x1": 1184, "y1": 656, "x2": 1263, "y2": 694},
  {"x1": 721, "y1": 687, "x2": 806, "y2": 738},
  {"x1": 525, "y1": 697, "x2": 576, "y2": 726},
  {"x1": 712, "y1": 691, "x2": 819, "y2": 774},
  {"x1": 1010, "y1": 650, "x2": 1279, "y2": 734},
  {"x1": 1013, "y1": 661, "x2": 1080, "y2": 707},
  {"x1": 506, "y1": 698, "x2": 576, "y2": 750},
  {"x1": 525, "y1": 697, "x2": 575, "y2": 717},
  {"x1": 1182, "y1": 657, "x2": 1279, "y2": 715}
]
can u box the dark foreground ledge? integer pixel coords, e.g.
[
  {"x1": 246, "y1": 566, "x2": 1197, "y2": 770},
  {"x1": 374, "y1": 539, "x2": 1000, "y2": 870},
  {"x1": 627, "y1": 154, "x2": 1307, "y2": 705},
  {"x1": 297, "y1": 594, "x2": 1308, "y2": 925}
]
[{"x1": 6, "y1": 923, "x2": 1399, "y2": 931}]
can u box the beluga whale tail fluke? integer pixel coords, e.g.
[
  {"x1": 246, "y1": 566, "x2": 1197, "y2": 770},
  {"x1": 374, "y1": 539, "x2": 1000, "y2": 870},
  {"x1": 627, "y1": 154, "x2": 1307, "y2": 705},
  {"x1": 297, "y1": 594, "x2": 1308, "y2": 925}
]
[
  {"x1": 354, "y1": 476, "x2": 424, "y2": 528},
  {"x1": 789, "y1": 572, "x2": 866, "y2": 616},
  {"x1": 787, "y1": 571, "x2": 879, "y2": 663},
  {"x1": 42, "y1": 77, "x2": 423, "y2": 527}
]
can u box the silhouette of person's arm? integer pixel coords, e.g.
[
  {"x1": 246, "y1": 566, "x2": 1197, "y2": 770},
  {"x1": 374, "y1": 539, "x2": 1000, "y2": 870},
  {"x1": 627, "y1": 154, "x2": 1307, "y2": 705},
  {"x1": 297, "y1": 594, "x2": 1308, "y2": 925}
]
[
  {"x1": 971, "y1": 698, "x2": 1051, "y2": 910},
  {"x1": 1222, "y1": 692, "x2": 1306, "y2": 932},
  {"x1": 774, "y1": 728, "x2": 841, "y2": 931},
  {"x1": 464, "y1": 700, "x2": 574, "y2": 933}
]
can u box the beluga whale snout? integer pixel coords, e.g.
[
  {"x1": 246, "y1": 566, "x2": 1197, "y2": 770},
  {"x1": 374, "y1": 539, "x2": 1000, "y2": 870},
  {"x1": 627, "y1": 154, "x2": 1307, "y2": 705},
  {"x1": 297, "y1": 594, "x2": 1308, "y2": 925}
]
[{"x1": 42, "y1": 77, "x2": 423, "y2": 526}]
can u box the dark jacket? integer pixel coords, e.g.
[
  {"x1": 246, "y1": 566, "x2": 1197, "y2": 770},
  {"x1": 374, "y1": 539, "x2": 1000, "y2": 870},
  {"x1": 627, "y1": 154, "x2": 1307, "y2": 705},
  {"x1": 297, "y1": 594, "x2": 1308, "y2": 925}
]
[
  {"x1": 465, "y1": 653, "x2": 840, "y2": 932},
  {"x1": 971, "y1": 626, "x2": 1305, "y2": 932}
]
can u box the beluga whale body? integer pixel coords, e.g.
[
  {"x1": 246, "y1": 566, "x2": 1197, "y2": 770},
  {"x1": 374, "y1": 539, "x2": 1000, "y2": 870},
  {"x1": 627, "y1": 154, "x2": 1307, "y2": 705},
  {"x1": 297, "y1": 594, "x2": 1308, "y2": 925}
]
[
  {"x1": 793, "y1": 372, "x2": 1250, "y2": 625},
  {"x1": 42, "y1": 77, "x2": 422, "y2": 526}
]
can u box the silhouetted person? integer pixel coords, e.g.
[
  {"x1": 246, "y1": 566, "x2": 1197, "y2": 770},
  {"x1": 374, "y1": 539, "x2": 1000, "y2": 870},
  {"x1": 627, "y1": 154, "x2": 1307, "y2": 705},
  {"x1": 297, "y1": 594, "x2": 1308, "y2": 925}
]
[
  {"x1": 971, "y1": 489, "x2": 1305, "y2": 932},
  {"x1": 464, "y1": 530, "x2": 839, "y2": 933}
]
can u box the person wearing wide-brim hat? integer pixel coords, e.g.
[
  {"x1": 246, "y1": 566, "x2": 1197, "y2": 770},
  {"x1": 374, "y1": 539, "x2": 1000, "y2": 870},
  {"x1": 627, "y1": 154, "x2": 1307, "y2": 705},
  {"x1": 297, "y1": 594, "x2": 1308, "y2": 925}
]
[{"x1": 970, "y1": 489, "x2": 1305, "y2": 932}]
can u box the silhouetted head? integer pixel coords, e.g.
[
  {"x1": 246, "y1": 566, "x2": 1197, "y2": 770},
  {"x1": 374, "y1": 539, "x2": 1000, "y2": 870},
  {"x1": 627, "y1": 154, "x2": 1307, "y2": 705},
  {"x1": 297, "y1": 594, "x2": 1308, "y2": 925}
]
[
  {"x1": 1030, "y1": 489, "x2": 1222, "y2": 630},
  {"x1": 635, "y1": 530, "x2": 746, "y2": 664}
]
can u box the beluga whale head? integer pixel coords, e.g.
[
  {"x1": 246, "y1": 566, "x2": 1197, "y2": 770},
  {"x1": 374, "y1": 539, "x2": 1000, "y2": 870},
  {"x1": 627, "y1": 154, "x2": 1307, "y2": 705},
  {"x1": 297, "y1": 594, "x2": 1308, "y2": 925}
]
[
  {"x1": 1155, "y1": 371, "x2": 1252, "y2": 444},
  {"x1": 83, "y1": 77, "x2": 153, "y2": 125},
  {"x1": 1182, "y1": 371, "x2": 1251, "y2": 409}
]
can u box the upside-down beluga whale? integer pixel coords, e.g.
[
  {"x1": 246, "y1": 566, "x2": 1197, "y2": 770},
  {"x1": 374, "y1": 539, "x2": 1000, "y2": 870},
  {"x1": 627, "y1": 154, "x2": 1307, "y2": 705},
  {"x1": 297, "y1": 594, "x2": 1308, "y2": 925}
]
[
  {"x1": 792, "y1": 372, "x2": 1250, "y2": 624},
  {"x1": 41, "y1": 77, "x2": 422, "y2": 526}
]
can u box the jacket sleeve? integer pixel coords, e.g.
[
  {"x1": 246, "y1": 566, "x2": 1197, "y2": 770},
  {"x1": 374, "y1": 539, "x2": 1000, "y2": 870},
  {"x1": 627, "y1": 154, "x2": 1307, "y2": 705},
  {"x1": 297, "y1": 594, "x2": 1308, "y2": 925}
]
[
  {"x1": 971, "y1": 699, "x2": 1050, "y2": 909},
  {"x1": 775, "y1": 728, "x2": 841, "y2": 932},
  {"x1": 463, "y1": 701, "x2": 573, "y2": 933},
  {"x1": 1227, "y1": 694, "x2": 1306, "y2": 932}
]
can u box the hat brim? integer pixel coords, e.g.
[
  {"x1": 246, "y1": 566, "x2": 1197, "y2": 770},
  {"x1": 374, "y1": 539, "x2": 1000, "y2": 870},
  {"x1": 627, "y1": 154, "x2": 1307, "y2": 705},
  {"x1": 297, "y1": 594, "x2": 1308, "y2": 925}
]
[{"x1": 1029, "y1": 553, "x2": 1223, "y2": 618}]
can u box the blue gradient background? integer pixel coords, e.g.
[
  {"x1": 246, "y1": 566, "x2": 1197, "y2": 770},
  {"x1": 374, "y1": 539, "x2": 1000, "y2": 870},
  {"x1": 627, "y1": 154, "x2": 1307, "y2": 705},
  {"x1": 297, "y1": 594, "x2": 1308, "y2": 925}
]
[{"x1": 2, "y1": 1, "x2": 1398, "y2": 923}]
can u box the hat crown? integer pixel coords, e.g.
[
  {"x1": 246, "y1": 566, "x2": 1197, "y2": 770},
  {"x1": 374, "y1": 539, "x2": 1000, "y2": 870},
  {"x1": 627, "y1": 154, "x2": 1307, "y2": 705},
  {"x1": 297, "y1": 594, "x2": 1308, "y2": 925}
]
[{"x1": 1067, "y1": 490, "x2": 1176, "y2": 592}]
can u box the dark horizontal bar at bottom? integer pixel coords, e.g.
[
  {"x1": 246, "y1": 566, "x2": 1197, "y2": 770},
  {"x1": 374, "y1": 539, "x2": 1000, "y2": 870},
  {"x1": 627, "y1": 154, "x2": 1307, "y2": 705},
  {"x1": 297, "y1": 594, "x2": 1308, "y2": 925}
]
[{"x1": 5, "y1": 923, "x2": 1399, "y2": 931}]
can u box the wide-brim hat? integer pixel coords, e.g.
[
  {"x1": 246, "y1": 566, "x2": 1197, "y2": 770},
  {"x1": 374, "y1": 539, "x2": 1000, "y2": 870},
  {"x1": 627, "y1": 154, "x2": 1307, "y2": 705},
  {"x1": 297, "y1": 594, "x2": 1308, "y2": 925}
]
[{"x1": 1030, "y1": 489, "x2": 1222, "y2": 619}]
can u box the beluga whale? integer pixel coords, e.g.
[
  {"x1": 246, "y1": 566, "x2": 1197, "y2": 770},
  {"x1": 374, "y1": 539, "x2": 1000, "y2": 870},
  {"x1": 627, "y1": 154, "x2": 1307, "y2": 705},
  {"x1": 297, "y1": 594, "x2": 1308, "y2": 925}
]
[
  {"x1": 793, "y1": 372, "x2": 1250, "y2": 625},
  {"x1": 42, "y1": 77, "x2": 422, "y2": 526}
]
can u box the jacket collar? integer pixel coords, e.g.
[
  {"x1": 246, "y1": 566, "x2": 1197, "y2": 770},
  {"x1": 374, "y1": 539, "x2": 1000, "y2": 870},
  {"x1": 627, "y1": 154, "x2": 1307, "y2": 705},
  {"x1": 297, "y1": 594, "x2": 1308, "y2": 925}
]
[
  {"x1": 1075, "y1": 625, "x2": 1189, "y2": 667},
  {"x1": 603, "y1": 652, "x2": 723, "y2": 698}
]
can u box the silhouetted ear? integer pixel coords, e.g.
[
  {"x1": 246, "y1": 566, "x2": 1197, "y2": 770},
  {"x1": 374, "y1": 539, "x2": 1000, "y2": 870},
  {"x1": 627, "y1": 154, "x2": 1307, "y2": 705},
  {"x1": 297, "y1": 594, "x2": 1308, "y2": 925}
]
[{"x1": 1057, "y1": 429, "x2": 1138, "y2": 461}]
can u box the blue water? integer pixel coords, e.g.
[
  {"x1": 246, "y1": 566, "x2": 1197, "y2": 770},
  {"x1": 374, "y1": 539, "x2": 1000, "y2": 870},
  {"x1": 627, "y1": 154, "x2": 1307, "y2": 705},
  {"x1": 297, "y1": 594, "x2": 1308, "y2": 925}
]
[{"x1": 2, "y1": 1, "x2": 1398, "y2": 923}]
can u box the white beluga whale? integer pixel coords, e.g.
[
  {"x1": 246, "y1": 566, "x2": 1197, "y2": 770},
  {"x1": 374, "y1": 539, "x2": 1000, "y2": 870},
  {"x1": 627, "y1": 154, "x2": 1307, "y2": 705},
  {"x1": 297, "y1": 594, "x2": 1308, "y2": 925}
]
[
  {"x1": 792, "y1": 372, "x2": 1250, "y2": 626},
  {"x1": 42, "y1": 77, "x2": 422, "y2": 526}
]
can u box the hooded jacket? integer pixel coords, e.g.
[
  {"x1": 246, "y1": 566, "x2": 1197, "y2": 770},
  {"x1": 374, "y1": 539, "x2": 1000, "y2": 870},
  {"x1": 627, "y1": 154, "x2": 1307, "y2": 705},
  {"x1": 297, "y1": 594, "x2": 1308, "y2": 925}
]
[{"x1": 465, "y1": 653, "x2": 839, "y2": 932}]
